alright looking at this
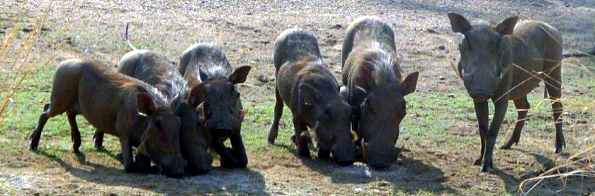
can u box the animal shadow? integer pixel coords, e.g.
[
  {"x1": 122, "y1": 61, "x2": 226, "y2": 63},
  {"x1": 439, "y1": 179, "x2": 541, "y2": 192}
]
[{"x1": 36, "y1": 149, "x2": 268, "y2": 194}]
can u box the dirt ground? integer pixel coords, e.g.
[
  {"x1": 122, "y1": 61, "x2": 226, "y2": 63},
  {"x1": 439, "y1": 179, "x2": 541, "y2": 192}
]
[{"x1": 1, "y1": 0, "x2": 594, "y2": 195}]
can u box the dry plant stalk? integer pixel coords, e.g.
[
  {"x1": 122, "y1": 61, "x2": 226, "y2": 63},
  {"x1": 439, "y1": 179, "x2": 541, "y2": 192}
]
[
  {"x1": 519, "y1": 145, "x2": 594, "y2": 195},
  {"x1": 0, "y1": 4, "x2": 52, "y2": 124}
]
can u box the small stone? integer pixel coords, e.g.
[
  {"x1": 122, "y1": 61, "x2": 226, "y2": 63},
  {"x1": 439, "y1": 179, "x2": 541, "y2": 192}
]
[
  {"x1": 257, "y1": 75, "x2": 270, "y2": 83},
  {"x1": 330, "y1": 24, "x2": 343, "y2": 30},
  {"x1": 439, "y1": 76, "x2": 446, "y2": 80},
  {"x1": 437, "y1": 45, "x2": 446, "y2": 50},
  {"x1": 378, "y1": 181, "x2": 390, "y2": 187},
  {"x1": 426, "y1": 28, "x2": 438, "y2": 34},
  {"x1": 363, "y1": 168, "x2": 372, "y2": 178},
  {"x1": 354, "y1": 187, "x2": 364, "y2": 193}
]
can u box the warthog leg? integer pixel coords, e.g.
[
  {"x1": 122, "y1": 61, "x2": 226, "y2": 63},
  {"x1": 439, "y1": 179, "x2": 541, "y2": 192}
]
[
  {"x1": 230, "y1": 133, "x2": 248, "y2": 168},
  {"x1": 545, "y1": 70, "x2": 565, "y2": 153},
  {"x1": 93, "y1": 131, "x2": 104, "y2": 150},
  {"x1": 292, "y1": 116, "x2": 311, "y2": 158},
  {"x1": 66, "y1": 111, "x2": 81, "y2": 154},
  {"x1": 268, "y1": 88, "x2": 284, "y2": 144},
  {"x1": 473, "y1": 102, "x2": 489, "y2": 166},
  {"x1": 119, "y1": 137, "x2": 134, "y2": 173},
  {"x1": 482, "y1": 99, "x2": 509, "y2": 172},
  {"x1": 501, "y1": 96, "x2": 530, "y2": 149},
  {"x1": 29, "y1": 104, "x2": 51, "y2": 151}
]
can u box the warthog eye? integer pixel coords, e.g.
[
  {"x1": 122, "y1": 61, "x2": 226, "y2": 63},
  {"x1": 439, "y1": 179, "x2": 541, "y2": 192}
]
[
  {"x1": 231, "y1": 86, "x2": 240, "y2": 98},
  {"x1": 154, "y1": 120, "x2": 163, "y2": 130}
]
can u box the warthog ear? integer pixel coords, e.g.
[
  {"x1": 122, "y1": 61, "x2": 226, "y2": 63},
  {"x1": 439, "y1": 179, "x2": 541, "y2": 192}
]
[
  {"x1": 495, "y1": 16, "x2": 519, "y2": 35},
  {"x1": 189, "y1": 83, "x2": 207, "y2": 107},
  {"x1": 340, "y1": 86, "x2": 349, "y2": 102},
  {"x1": 341, "y1": 85, "x2": 367, "y2": 121},
  {"x1": 401, "y1": 72, "x2": 419, "y2": 96},
  {"x1": 199, "y1": 69, "x2": 208, "y2": 82},
  {"x1": 300, "y1": 84, "x2": 317, "y2": 106},
  {"x1": 341, "y1": 85, "x2": 367, "y2": 106},
  {"x1": 298, "y1": 83, "x2": 320, "y2": 115},
  {"x1": 229, "y1": 65, "x2": 252, "y2": 84},
  {"x1": 448, "y1": 13, "x2": 472, "y2": 33},
  {"x1": 137, "y1": 92, "x2": 156, "y2": 116}
]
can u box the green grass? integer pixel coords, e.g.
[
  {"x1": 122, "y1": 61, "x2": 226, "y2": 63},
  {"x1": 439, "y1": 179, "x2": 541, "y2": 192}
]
[
  {"x1": 0, "y1": 60, "x2": 593, "y2": 195},
  {"x1": 2, "y1": 62, "x2": 593, "y2": 156}
]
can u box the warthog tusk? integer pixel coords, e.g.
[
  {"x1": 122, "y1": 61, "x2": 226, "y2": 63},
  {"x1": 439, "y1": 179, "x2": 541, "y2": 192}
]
[{"x1": 351, "y1": 130, "x2": 359, "y2": 142}]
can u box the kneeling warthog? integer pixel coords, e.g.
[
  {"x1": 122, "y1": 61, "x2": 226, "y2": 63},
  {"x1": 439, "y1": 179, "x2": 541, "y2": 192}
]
[
  {"x1": 103, "y1": 49, "x2": 212, "y2": 175},
  {"x1": 179, "y1": 43, "x2": 251, "y2": 168},
  {"x1": 268, "y1": 28, "x2": 356, "y2": 166},
  {"x1": 29, "y1": 59, "x2": 186, "y2": 178},
  {"x1": 448, "y1": 13, "x2": 565, "y2": 172},
  {"x1": 341, "y1": 16, "x2": 419, "y2": 169}
]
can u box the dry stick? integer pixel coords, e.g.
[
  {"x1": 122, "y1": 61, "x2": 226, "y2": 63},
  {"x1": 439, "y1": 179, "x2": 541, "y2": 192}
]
[
  {"x1": 449, "y1": 61, "x2": 462, "y2": 79},
  {"x1": 494, "y1": 74, "x2": 535, "y2": 102},
  {"x1": 494, "y1": 62, "x2": 562, "y2": 102},
  {"x1": 512, "y1": 61, "x2": 561, "y2": 88},
  {"x1": 563, "y1": 49, "x2": 595, "y2": 58},
  {"x1": 124, "y1": 23, "x2": 138, "y2": 51},
  {"x1": 564, "y1": 60, "x2": 595, "y2": 76},
  {"x1": 519, "y1": 145, "x2": 595, "y2": 195},
  {"x1": 0, "y1": 3, "x2": 52, "y2": 124}
]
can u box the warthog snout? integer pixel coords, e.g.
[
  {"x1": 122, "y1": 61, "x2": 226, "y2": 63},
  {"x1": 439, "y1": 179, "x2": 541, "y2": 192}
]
[
  {"x1": 332, "y1": 139, "x2": 356, "y2": 166},
  {"x1": 160, "y1": 155, "x2": 186, "y2": 178},
  {"x1": 205, "y1": 117, "x2": 236, "y2": 131},
  {"x1": 470, "y1": 95, "x2": 490, "y2": 103},
  {"x1": 364, "y1": 141, "x2": 397, "y2": 170},
  {"x1": 462, "y1": 70, "x2": 499, "y2": 102}
]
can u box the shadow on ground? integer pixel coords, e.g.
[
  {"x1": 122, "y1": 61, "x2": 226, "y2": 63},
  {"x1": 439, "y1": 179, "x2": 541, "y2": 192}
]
[
  {"x1": 36, "y1": 149, "x2": 268, "y2": 194},
  {"x1": 274, "y1": 144, "x2": 458, "y2": 194},
  {"x1": 493, "y1": 147, "x2": 594, "y2": 195}
]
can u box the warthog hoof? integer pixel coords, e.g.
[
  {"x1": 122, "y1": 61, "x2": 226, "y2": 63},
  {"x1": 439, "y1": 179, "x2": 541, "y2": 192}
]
[
  {"x1": 480, "y1": 162, "x2": 494, "y2": 172},
  {"x1": 473, "y1": 158, "x2": 482, "y2": 166},
  {"x1": 500, "y1": 140, "x2": 518, "y2": 150},
  {"x1": 555, "y1": 138, "x2": 565, "y2": 154}
]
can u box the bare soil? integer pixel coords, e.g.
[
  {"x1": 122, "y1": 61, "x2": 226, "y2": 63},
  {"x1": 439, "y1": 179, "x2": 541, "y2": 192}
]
[{"x1": 1, "y1": 0, "x2": 594, "y2": 195}]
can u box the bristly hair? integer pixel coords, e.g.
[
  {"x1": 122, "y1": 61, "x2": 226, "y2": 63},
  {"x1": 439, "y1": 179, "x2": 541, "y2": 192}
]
[
  {"x1": 202, "y1": 65, "x2": 228, "y2": 80},
  {"x1": 355, "y1": 42, "x2": 400, "y2": 87}
]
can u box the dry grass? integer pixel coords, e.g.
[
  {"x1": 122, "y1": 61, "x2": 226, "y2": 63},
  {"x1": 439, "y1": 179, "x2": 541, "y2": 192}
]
[
  {"x1": 518, "y1": 58, "x2": 595, "y2": 195},
  {"x1": 0, "y1": 3, "x2": 52, "y2": 124},
  {"x1": 519, "y1": 146, "x2": 594, "y2": 195},
  {"x1": 0, "y1": 0, "x2": 594, "y2": 194}
]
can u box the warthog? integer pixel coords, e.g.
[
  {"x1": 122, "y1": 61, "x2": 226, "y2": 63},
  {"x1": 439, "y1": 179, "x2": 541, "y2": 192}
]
[
  {"x1": 179, "y1": 43, "x2": 251, "y2": 168},
  {"x1": 448, "y1": 13, "x2": 565, "y2": 172},
  {"x1": 268, "y1": 28, "x2": 356, "y2": 166},
  {"x1": 100, "y1": 49, "x2": 212, "y2": 175},
  {"x1": 340, "y1": 16, "x2": 419, "y2": 169},
  {"x1": 29, "y1": 59, "x2": 186, "y2": 178}
]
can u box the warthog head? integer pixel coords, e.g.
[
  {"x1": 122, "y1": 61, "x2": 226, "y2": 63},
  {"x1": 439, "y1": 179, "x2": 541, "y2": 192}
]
[
  {"x1": 188, "y1": 66, "x2": 252, "y2": 137},
  {"x1": 448, "y1": 13, "x2": 518, "y2": 102},
  {"x1": 302, "y1": 83, "x2": 356, "y2": 166},
  {"x1": 136, "y1": 91, "x2": 186, "y2": 178},
  {"x1": 341, "y1": 72, "x2": 418, "y2": 169},
  {"x1": 176, "y1": 101, "x2": 213, "y2": 175}
]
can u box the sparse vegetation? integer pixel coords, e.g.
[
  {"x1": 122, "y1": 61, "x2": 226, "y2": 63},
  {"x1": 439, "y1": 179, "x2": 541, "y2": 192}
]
[{"x1": 0, "y1": 0, "x2": 593, "y2": 195}]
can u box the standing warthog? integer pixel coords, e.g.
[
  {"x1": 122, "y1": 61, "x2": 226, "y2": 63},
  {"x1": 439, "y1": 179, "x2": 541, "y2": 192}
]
[
  {"x1": 179, "y1": 43, "x2": 251, "y2": 168},
  {"x1": 29, "y1": 59, "x2": 186, "y2": 178},
  {"x1": 448, "y1": 13, "x2": 565, "y2": 172},
  {"x1": 100, "y1": 49, "x2": 212, "y2": 175},
  {"x1": 340, "y1": 16, "x2": 419, "y2": 169},
  {"x1": 268, "y1": 28, "x2": 356, "y2": 166}
]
